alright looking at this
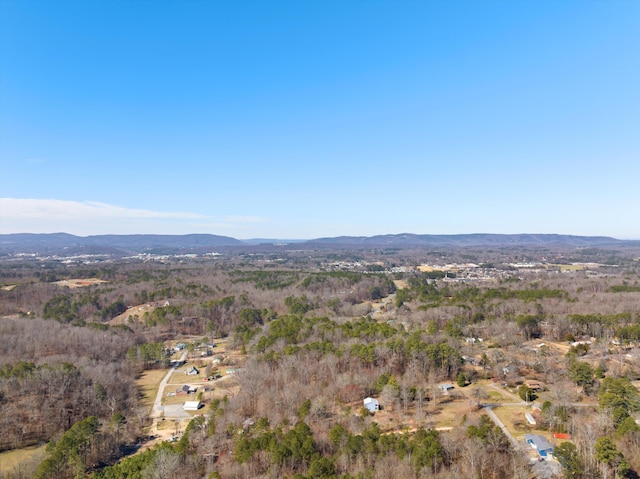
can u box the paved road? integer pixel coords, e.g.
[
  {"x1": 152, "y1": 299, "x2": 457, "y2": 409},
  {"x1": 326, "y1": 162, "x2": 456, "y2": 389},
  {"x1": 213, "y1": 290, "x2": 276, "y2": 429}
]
[
  {"x1": 152, "y1": 350, "x2": 188, "y2": 419},
  {"x1": 483, "y1": 406, "x2": 522, "y2": 451}
]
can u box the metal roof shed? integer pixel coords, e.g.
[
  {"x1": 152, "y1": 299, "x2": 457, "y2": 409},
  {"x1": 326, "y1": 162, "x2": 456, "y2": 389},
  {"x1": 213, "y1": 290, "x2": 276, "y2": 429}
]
[{"x1": 183, "y1": 401, "x2": 202, "y2": 411}]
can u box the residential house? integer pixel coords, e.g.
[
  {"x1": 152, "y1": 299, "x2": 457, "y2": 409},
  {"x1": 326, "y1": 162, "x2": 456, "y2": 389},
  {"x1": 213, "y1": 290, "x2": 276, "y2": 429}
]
[
  {"x1": 176, "y1": 385, "x2": 190, "y2": 396},
  {"x1": 525, "y1": 434, "x2": 554, "y2": 458}
]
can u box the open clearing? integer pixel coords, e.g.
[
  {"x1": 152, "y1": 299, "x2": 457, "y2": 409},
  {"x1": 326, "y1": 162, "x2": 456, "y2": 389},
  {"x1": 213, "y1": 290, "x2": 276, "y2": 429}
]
[
  {"x1": 0, "y1": 445, "x2": 46, "y2": 474},
  {"x1": 136, "y1": 368, "x2": 170, "y2": 409},
  {"x1": 393, "y1": 279, "x2": 409, "y2": 289},
  {"x1": 52, "y1": 278, "x2": 108, "y2": 288},
  {"x1": 372, "y1": 392, "x2": 476, "y2": 434},
  {"x1": 492, "y1": 406, "x2": 550, "y2": 442},
  {"x1": 109, "y1": 302, "x2": 159, "y2": 325}
]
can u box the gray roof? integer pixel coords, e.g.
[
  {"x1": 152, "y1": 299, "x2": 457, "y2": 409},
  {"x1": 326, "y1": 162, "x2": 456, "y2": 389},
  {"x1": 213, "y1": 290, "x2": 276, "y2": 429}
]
[{"x1": 524, "y1": 434, "x2": 553, "y2": 451}]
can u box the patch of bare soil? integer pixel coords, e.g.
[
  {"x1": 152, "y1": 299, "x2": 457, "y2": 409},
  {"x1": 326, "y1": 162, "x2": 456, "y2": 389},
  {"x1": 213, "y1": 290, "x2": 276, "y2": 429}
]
[
  {"x1": 53, "y1": 278, "x2": 108, "y2": 288},
  {"x1": 109, "y1": 303, "x2": 158, "y2": 325}
]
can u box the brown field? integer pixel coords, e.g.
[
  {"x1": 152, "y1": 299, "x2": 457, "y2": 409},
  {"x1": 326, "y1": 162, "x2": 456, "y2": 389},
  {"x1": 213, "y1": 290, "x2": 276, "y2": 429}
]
[
  {"x1": 136, "y1": 368, "x2": 170, "y2": 409},
  {"x1": 475, "y1": 380, "x2": 521, "y2": 402},
  {"x1": 372, "y1": 393, "x2": 477, "y2": 435},
  {"x1": 109, "y1": 302, "x2": 158, "y2": 325},
  {"x1": 431, "y1": 396, "x2": 478, "y2": 428},
  {"x1": 0, "y1": 445, "x2": 46, "y2": 474},
  {"x1": 492, "y1": 406, "x2": 550, "y2": 441},
  {"x1": 393, "y1": 279, "x2": 409, "y2": 289},
  {"x1": 542, "y1": 340, "x2": 572, "y2": 354},
  {"x1": 486, "y1": 390, "x2": 513, "y2": 403},
  {"x1": 52, "y1": 278, "x2": 107, "y2": 288},
  {"x1": 417, "y1": 265, "x2": 439, "y2": 272}
]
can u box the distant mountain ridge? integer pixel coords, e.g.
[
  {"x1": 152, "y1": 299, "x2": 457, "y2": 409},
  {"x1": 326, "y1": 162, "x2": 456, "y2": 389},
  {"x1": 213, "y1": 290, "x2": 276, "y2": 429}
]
[
  {"x1": 306, "y1": 233, "x2": 629, "y2": 247},
  {"x1": 0, "y1": 233, "x2": 242, "y2": 255},
  {"x1": 0, "y1": 232, "x2": 635, "y2": 256}
]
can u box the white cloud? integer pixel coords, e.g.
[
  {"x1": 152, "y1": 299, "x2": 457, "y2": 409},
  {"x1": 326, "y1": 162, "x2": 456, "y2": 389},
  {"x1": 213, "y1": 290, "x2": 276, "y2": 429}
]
[
  {"x1": 0, "y1": 198, "x2": 208, "y2": 220},
  {"x1": 0, "y1": 198, "x2": 269, "y2": 236}
]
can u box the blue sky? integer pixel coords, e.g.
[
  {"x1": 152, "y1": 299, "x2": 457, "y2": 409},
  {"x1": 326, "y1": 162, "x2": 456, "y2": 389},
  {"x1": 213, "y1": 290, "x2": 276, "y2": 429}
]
[{"x1": 1, "y1": 0, "x2": 638, "y2": 239}]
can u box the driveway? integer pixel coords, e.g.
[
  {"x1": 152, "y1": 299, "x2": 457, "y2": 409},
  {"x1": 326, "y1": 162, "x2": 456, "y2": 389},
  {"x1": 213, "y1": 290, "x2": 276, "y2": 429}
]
[
  {"x1": 483, "y1": 406, "x2": 521, "y2": 451},
  {"x1": 163, "y1": 404, "x2": 192, "y2": 420},
  {"x1": 152, "y1": 350, "x2": 188, "y2": 419}
]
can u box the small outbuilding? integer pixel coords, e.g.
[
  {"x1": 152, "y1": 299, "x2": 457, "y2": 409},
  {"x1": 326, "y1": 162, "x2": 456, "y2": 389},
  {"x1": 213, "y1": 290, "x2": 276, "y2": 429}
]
[{"x1": 363, "y1": 397, "x2": 380, "y2": 413}]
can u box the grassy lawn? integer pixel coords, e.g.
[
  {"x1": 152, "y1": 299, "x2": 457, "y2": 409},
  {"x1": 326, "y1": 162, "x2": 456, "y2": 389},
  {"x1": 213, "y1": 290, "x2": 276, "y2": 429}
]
[
  {"x1": 469, "y1": 380, "x2": 519, "y2": 403},
  {"x1": 487, "y1": 391, "x2": 505, "y2": 402},
  {"x1": 492, "y1": 406, "x2": 553, "y2": 442},
  {"x1": 0, "y1": 445, "x2": 46, "y2": 474},
  {"x1": 136, "y1": 368, "x2": 169, "y2": 409},
  {"x1": 434, "y1": 397, "x2": 476, "y2": 427}
]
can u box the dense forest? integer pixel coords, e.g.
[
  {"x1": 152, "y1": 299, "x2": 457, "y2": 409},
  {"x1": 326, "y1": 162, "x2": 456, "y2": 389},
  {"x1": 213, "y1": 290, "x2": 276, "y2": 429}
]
[{"x1": 1, "y1": 244, "x2": 639, "y2": 479}]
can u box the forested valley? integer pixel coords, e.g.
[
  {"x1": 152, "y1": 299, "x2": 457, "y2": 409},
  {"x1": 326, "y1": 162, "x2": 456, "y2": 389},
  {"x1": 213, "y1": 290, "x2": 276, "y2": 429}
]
[{"x1": 1, "y1": 244, "x2": 640, "y2": 479}]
